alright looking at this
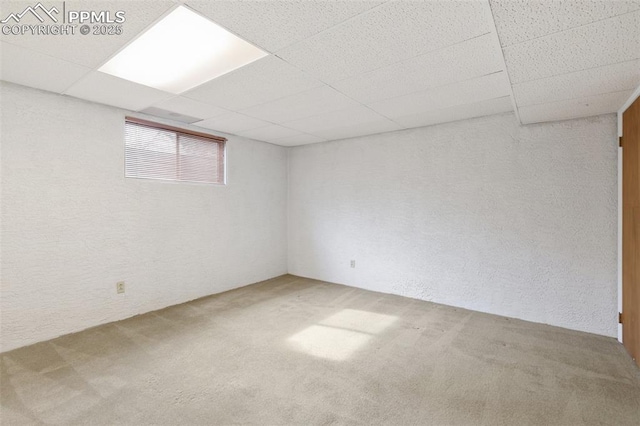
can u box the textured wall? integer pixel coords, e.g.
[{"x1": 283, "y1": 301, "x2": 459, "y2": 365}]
[
  {"x1": 0, "y1": 83, "x2": 619, "y2": 351},
  {"x1": 0, "y1": 83, "x2": 288, "y2": 352},
  {"x1": 288, "y1": 113, "x2": 618, "y2": 337}
]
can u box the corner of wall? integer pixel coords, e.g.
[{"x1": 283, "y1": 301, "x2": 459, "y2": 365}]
[{"x1": 285, "y1": 146, "x2": 292, "y2": 275}]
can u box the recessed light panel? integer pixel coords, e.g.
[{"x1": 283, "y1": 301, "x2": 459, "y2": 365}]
[{"x1": 99, "y1": 6, "x2": 268, "y2": 94}]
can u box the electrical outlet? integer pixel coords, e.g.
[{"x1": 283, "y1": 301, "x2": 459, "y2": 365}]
[
  {"x1": 116, "y1": 281, "x2": 125, "y2": 294},
  {"x1": 350, "y1": 260, "x2": 356, "y2": 268}
]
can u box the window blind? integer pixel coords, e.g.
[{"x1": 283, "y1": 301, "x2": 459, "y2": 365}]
[{"x1": 124, "y1": 118, "x2": 225, "y2": 184}]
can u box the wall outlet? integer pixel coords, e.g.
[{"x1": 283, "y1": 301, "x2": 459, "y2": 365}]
[
  {"x1": 350, "y1": 260, "x2": 356, "y2": 268},
  {"x1": 116, "y1": 281, "x2": 125, "y2": 294}
]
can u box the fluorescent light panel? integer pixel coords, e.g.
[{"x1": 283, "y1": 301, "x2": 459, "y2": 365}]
[{"x1": 99, "y1": 6, "x2": 267, "y2": 94}]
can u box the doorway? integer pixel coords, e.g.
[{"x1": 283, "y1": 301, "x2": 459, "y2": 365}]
[{"x1": 622, "y1": 94, "x2": 639, "y2": 367}]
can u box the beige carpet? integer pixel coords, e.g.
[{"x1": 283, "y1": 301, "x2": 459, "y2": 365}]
[{"x1": 1, "y1": 275, "x2": 639, "y2": 425}]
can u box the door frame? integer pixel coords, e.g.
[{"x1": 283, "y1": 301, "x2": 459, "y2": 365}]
[{"x1": 617, "y1": 85, "x2": 640, "y2": 343}]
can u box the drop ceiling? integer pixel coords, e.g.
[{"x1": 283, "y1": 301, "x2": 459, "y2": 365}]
[{"x1": 1, "y1": 0, "x2": 638, "y2": 146}]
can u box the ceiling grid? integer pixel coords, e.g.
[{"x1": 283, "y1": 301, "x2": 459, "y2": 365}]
[{"x1": 1, "y1": 0, "x2": 638, "y2": 145}]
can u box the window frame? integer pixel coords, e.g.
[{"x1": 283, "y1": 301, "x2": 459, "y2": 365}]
[{"x1": 124, "y1": 116, "x2": 227, "y2": 185}]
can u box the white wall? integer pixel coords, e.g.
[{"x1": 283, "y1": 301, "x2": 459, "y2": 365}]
[
  {"x1": 288, "y1": 113, "x2": 618, "y2": 337},
  {"x1": 0, "y1": 82, "x2": 620, "y2": 350},
  {"x1": 0, "y1": 82, "x2": 288, "y2": 352}
]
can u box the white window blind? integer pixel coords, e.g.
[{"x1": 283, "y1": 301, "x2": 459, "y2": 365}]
[{"x1": 124, "y1": 118, "x2": 225, "y2": 184}]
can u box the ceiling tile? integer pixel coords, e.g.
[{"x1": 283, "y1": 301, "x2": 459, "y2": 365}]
[
  {"x1": 237, "y1": 124, "x2": 301, "y2": 142},
  {"x1": 503, "y1": 11, "x2": 640, "y2": 84},
  {"x1": 64, "y1": 71, "x2": 172, "y2": 111},
  {"x1": 194, "y1": 112, "x2": 271, "y2": 134},
  {"x1": 183, "y1": 55, "x2": 322, "y2": 110},
  {"x1": 240, "y1": 85, "x2": 360, "y2": 123},
  {"x1": 0, "y1": 42, "x2": 90, "y2": 93},
  {"x1": 490, "y1": 0, "x2": 640, "y2": 47},
  {"x1": 283, "y1": 105, "x2": 400, "y2": 135},
  {"x1": 393, "y1": 96, "x2": 514, "y2": 129},
  {"x1": 188, "y1": 0, "x2": 384, "y2": 52},
  {"x1": 513, "y1": 59, "x2": 640, "y2": 107},
  {"x1": 367, "y1": 72, "x2": 511, "y2": 119},
  {"x1": 272, "y1": 133, "x2": 327, "y2": 147},
  {"x1": 0, "y1": 1, "x2": 176, "y2": 68},
  {"x1": 277, "y1": 0, "x2": 492, "y2": 82},
  {"x1": 150, "y1": 96, "x2": 227, "y2": 120},
  {"x1": 518, "y1": 90, "x2": 632, "y2": 124},
  {"x1": 331, "y1": 33, "x2": 505, "y2": 104},
  {"x1": 312, "y1": 119, "x2": 402, "y2": 141}
]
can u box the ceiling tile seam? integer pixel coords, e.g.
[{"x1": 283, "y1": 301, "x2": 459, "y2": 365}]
[
  {"x1": 272, "y1": 38, "x2": 508, "y2": 127},
  {"x1": 324, "y1": 89, "x2": 405, "y2": 130},
  {"x1": 360, "y1": 70, "x2": 506, "y2": 106},
  {"x1": 0, "y1": 39, "x2": 91, "y2": 71},
  {"x1": 272, "y1": 55, "x2": 407, "y2": 131},
  {"x1": 235, "y1": 83, "x2": 334, "y2": 120},
  {"x1": 185, "y1": 116, "x2": 291, "y2": 145},
  {"x1": 180, "y1": 53, "x2": 327, "y2": 110},
  {"x1": 137, "y1": 98, "x2": 233, "y2": 121},
  {"x1": 395, "y1": 96, "x2": 512, "y2": 127},
  {"x1": 236, "y1": 121, "x2": 311, "y2": 137},
  {"x1": 300, "y1": 133, "x2": 326, "y2": 141},
  {"x1": 274, "y1": 31, "x2": 494, "y2": 88},
  {"x1": 221, "y1": 124, "x2": 323, "y2": 146},
  {"x1": 278, "y1": 127, "x2": 324, "y2": 141},
  {"x1": 270, "y1": 48, "x2": 504, "y2": 122},
  {"x1": 236, "y1": 77, "x2": 408, "y2": 128},
  {"x1": 274, "y1": 103, "x2": 354, "y2": 129},
  {"x1": 287, "y1": 69, "x2": 511, "y2": 130},
  {"x1": 233, "y1": 134, "x2": 296, "y2": 148},
  {"x1": 516, "y1": 87, "x2": 639, "y2": 109},
  {"x1": 290, "y1": 126, "x2": 331, "y2": 141},
  {"x1": 0, "y1": 39, "x2": 94, "y2": 94},
  {"x1": 486, "y1": 0, "x2": 521, "y2": 124},
  {"x1": 260, "y1": 35, "x2": 508, "y2": 120},
  {"x1": 214, "y1": 33, "x2": 498, "y2": 115},
  {"x1": 517, "y1": 88, "x2": 634, "y2": 109},
  {"x1": 300, "y1": 118, "x2": 399, "y2": 140},
  {"x1": 326, "y1": 31, "x2": 494, "y2": 87},
  {"x1": 292, "y1": 118, "x2": 428, "y2": 146},
  {"x1": 271, "y1": 0, "x2": 394, "y2": 53},
  {"x1": 60, "y1": 70, "x2": 174, "y2": 102},
  {"x1": 232, "y1": 61, "x2": 504, "y2": 125},
  {"x1": 58, "y1": 74, "x2": 89, "y2": 95},
  {"x1": 498, "y1": 7, "x2": 640, "y2": 49},
  {"x1": 277, "y1": 101, "x2": 399, "y2": 132},
  {"x1": 509, "y1": 57, "x2": 640, "y2": 86},
  {"x1": 269, "y1": 135, "x2": 324, "y2": 145},
  {"x1": 137, "y1": 94, "x2": 180, "y2": 110},
  {"x1": 520, "y1": 109, "x2": 623, "y2": 125},
  {"x1": 183, "y1": 108, "x2": 233, "y2": 122},
  {"x1": 392, "y1": 93, "x2": 513, "y2": 120},
  {"x1": 181, "y1": 3, "x2": 279, "y2": 56},
  {"x1": 195, "y1": 111, "x2": 324, "y2": 138},
  {"x1": 270, "y1": 132, "x2": 325, "y2": 144}
]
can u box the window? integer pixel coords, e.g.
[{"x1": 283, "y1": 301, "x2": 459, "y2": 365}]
[{"x1": 124, "y1": 117, "x2": 226, "y2": 184}]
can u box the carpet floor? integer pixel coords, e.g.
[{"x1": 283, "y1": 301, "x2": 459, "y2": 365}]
[{"x1": 1, "y1": 274, "x2": 639, "y2": 425}]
